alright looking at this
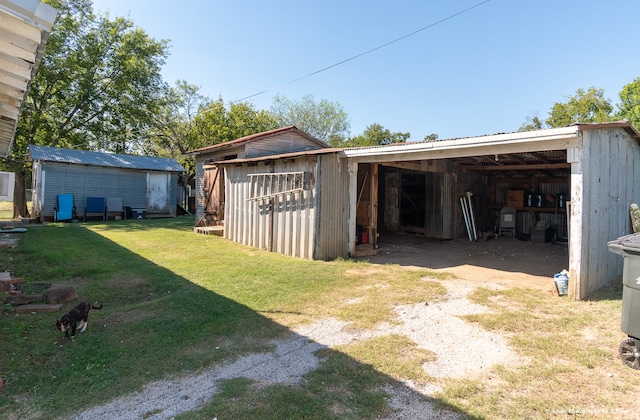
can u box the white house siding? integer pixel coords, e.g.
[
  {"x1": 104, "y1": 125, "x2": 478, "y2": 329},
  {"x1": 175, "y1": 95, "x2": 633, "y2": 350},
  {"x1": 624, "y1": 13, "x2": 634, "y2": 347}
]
[{"x1": 571, "y1": 128, "x2": 640, "y2": 298}]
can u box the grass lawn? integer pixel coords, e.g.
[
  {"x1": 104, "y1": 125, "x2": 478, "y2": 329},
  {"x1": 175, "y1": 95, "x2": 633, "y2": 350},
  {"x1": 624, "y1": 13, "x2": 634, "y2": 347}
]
[{"x1": 0, "y1": 217, "x2": 639, "y2": 419}]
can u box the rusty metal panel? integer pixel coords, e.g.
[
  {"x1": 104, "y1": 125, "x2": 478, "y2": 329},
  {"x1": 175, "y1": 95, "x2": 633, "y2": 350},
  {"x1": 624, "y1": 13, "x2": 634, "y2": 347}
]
[
  {"x1": 223, "y1": 156, "x2": 327, "y2": 259},
  {"x1": 424, "y1": 172, "x2": 453, "y2": 239},
  {"x1": 244, "y1": 132, "x2": 326, "y2": 158},
  {"x1": 314, "y1": 154, "x2": 350, "y2": 259}
]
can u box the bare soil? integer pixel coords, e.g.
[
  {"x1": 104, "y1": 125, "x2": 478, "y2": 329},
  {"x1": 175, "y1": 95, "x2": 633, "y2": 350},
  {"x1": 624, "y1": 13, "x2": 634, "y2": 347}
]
[{"x1": 366, "y1": 231, "x2": 569, "y2": 293}]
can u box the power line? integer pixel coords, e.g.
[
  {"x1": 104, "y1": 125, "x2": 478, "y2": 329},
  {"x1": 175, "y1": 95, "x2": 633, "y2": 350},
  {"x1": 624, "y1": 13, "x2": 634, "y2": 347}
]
[{"x1": 236, "y1": 0, "x2": 491, "y2": 102}]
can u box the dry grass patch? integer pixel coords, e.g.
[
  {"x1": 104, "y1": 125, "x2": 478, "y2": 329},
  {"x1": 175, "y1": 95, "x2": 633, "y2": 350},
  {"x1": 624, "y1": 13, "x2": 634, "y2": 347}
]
[
  {"x1": 337, "y1": 334, "x2": 437, "y2": 383},
  {"x1": 436, "y1": 282, "x2": 640, "y2": 418},
  {"x1": 313, "y1": 267, "x2": 447, "y2": 329}
]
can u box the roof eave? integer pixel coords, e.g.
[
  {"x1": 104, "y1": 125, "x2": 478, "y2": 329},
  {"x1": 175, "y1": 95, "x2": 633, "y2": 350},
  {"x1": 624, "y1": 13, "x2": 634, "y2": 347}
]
[{"x1": 0, "y1": 0, "x2": 58, "y2": 158}]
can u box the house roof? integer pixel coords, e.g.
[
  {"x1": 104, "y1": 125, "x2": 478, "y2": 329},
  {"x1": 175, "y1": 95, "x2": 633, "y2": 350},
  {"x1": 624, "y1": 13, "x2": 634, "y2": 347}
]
[
  {"x1": 27, "y1": 145, "x2": 186, "y2": 172},
  {"x1": 0, "y1": 0, "x2": 57, "y2": 158},
  {"x1": 186, "y1": 125, "x2": 329, "y2": 155}
]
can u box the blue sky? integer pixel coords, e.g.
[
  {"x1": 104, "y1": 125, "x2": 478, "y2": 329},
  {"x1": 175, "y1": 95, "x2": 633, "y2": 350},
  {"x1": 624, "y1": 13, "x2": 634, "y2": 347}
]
[{"x1": 90, "y1": 0, "x2": 640, "y2": 141}]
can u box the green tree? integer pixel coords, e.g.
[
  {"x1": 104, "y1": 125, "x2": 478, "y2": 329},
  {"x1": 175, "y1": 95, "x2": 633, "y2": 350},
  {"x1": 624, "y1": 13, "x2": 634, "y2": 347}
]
[
  {"x1": 7, "y1": 0, "x2": 169, "y2": 217},
  {"x1": 343, "y1": 123, "x2": 410, "y2": 147},
  {"x1": 194, "y1": 98, "x2": 278, "y2": 149},
  {"x1": 618, "y1": 77, "x2": 640, "y2": 132},
  {"x1": 545, "y1": 87, "x2": 614, "y2": 128},
  {"x1": 518, "y1": 114, "x2": 545, "y2": 132},
  {"x1": 270, "y1": 94, "x2": 350, "y2": 144},
  {"x1": 145, "y1": 80, "x2": 208, "y2": 178}
]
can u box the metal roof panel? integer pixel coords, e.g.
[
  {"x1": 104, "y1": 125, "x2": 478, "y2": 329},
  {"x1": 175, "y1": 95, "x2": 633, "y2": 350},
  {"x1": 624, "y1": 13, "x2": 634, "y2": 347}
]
[{"x1": 27, "y1": 145, "x2": 185, "y2": 172}]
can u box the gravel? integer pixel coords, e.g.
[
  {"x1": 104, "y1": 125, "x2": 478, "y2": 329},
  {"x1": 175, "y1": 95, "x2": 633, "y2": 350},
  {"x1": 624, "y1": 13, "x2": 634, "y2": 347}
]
[{"x1": 73, "y1": 280, "x2": 522, "y2": 419}]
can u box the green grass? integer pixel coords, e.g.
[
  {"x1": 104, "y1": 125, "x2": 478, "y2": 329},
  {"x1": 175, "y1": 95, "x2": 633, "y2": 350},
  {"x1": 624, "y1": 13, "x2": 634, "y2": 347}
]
[
  {"x1": 0, "y1": 218, "x2": 452, "y2": 419},
  {"x1": 0, "y1": 217, "x2": 639, "y2": 419}
]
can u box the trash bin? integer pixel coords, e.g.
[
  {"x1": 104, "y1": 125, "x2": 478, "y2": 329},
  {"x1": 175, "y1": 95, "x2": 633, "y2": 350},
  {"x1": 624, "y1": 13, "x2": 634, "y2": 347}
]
[{"x1": 608, "y1": 233, "x2": 640, "y2": 369}]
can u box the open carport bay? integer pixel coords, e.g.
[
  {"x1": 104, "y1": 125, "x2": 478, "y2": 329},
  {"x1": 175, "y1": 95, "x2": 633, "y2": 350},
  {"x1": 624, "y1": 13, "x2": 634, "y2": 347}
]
[{"x1": 364, "y1": 231, "x2": 569, "y2": 294}]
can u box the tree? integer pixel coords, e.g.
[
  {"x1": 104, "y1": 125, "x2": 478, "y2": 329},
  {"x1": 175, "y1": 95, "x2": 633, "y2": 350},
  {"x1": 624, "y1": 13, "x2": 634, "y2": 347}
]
[
  {"x1": 193, "y1": 98, "x2": 278, "y2": 149},
  {"x1": 545, "y1": 87, "x2": 614, "y2": 128},
  {"x1": 343, "y1": 123, "x2": 410, "y2": 147},
  {"x1": 144, "y1": 80, "x2": 208, "y2": 177},
  {"x1": 618, "y1": 77, "x2": 640, "y2": 132},
  {"x1": 6, "y1": 0, "x2": 169, "y2": 217},
  {"x1": 270, "y1": 94, "x2": 350, "y2": 144},
  {"x1": 518, "y1": 114, "x2": 545, "y2": 132}
]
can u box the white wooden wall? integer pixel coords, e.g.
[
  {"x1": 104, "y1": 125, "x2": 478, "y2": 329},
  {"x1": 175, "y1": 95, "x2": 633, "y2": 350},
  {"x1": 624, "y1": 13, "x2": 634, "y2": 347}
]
[{"x1": 570, "y1": 128, "x2": 640, "y2": 299}]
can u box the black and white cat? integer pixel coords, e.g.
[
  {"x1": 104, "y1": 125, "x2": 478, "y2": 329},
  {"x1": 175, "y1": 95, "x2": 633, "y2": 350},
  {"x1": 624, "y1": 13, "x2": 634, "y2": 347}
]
[{"x1": 56, "y1": 302, "x2": 102, "y2": 337}]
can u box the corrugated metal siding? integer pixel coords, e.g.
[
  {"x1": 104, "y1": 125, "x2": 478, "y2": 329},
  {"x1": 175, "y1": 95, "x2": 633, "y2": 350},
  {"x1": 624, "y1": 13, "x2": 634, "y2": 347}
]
[
  {"x1": 315, "y1": 154, "x2": 350, "y2": 260},
  {"x1": 195, "y1": 159, "x2": 205, "y2": 220},
  {"x1": 425, "y1": 172, "x2": 453, "y2": 239},
  {"x1": 244, "y1": 133, "x2": 325, "y2": 158},
  {"x1": 38, "y1": 162, "x2": 162, "y2": 219},
  {"x1": 224, "y1": 153, "x2": 348, "y2": 260},
  {"x1": 224, "y1": 158, "x2": 319, "y2": 259},
  {"x1": 577, "y1": 128, "x2": 640, "y2": 298}
]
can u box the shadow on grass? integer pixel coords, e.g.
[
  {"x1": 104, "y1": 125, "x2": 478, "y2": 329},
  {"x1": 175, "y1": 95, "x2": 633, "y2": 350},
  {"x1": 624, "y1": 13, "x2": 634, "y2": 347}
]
[{"x1": 0, "y1": 218, "x2": 478, "y2": 419}]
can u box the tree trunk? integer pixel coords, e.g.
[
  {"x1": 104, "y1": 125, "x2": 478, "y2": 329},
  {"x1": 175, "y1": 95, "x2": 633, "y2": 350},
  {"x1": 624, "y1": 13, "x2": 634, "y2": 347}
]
[{"x1": 12, "y1": 169, "x2": 29, "y2": 219}]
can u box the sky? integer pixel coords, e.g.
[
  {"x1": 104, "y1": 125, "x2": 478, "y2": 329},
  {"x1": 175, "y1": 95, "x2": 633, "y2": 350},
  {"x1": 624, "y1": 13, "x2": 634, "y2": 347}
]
[{"x1": 89, "y1": 0, "x2": 640, "y2": 142}]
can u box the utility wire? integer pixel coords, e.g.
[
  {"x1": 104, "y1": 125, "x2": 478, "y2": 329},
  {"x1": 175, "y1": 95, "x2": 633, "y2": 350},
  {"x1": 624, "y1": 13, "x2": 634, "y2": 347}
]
[{"x1": 236, "y1": 0, "x2": 491, "y2": 102}]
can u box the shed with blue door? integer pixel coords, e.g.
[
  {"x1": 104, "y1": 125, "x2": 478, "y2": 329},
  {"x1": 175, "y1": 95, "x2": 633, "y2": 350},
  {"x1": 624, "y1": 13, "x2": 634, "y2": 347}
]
[{"x1": 27, "y1": 145, "x2": 186, "y2": 222}]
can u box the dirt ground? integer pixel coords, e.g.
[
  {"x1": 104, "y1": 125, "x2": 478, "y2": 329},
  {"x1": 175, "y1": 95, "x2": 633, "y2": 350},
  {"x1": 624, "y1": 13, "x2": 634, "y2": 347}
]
[{"x1": 364, "y1": 231, "x2": 569, "y2": 294}]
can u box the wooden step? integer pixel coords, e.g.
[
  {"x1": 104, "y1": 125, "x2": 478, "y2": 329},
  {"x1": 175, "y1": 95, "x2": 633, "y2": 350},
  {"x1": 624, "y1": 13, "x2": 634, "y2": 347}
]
[
  {"x1": 15, "y1": 304, "x2": 62, "y2": 314},
  {"x1": 3, "y1": 294, "x2": 42, "y2": 305},
  {"x1": 194, "y1": 226, "x2": 224, "y2": 236}
]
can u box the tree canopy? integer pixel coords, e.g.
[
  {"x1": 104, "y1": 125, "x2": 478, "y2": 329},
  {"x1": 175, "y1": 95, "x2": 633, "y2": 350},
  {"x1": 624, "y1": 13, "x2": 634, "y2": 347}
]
[
  {"x1": 342, "y1": 123, "x2": 410, "y2": 147},
  {"x1": 519, "y1": 83, "x2": 640, "y2": 133},
  {"x1": 618, "y1": 76, "x2": 640, "y2": 131},
  {"x1": 545, "y1": 87, "x2": 614, "y2": 128},
  {"x1": 8, "y1": 0, "x2": 169, "y2": 216},
  {"x1": 270, "y1": 94, "x2": 350, "y2": 144}
]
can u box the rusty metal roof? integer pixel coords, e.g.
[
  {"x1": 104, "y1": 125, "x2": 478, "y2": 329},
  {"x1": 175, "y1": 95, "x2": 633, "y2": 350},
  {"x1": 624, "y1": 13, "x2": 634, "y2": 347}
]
[
  {"x1": 186, "y1": 125, "x2": 328, "y2": 155},
  {"x1": 0, "y1": 0, "x2": 57, "y2": 157},
  {"x1": 27, "y1": 145, "x2": 185, "y2": 172}
]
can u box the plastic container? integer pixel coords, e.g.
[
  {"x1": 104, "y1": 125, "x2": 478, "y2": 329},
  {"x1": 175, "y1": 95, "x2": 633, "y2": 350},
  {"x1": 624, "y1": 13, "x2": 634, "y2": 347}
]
[
  {"x1": 608, "y1": 234, "x2": 640, "y2": 339},
  {"x1": 553, "y1": 272, "x2": 568, "y2": 296}
]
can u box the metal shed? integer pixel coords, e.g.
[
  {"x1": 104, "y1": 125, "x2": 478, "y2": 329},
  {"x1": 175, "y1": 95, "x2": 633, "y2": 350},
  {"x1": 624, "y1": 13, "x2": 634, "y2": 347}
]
[
  {"x1": 193, "y1": 122, "x2": 640, "y2": 300},
  {"x1": 215, "y1": 149, "x2": 349, "y2": 260},
  {"x1": 188, "y1": 126, "x2": 330, "y2": 226},
  {"x1": 27, "y1": 145, "x2": 186, "y2": 221},
  {"x1": 343, "y1": 122, "x2": 640, "y2": 300}
]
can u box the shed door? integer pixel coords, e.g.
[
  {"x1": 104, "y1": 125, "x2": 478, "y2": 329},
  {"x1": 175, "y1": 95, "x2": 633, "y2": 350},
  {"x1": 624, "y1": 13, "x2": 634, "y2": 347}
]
[{"x1": 147, "y1": 173, "x2": 170, "y2": 214}]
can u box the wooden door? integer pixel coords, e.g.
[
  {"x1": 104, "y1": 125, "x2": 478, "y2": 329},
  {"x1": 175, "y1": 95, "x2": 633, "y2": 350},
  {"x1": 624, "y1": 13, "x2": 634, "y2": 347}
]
[{"x1": 204, "y1": 166, "x2": 225, "y2": 221}]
